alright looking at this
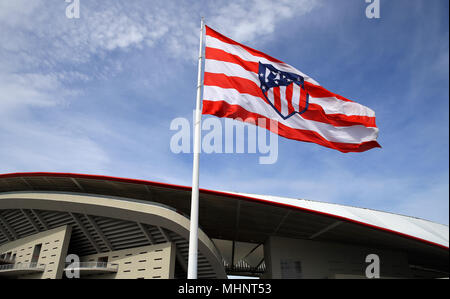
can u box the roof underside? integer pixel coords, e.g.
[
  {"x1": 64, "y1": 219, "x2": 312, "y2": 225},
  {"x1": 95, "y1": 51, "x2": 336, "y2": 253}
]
[{"x1": 0, "y1": 173, "x2": 448, "y2": 273}]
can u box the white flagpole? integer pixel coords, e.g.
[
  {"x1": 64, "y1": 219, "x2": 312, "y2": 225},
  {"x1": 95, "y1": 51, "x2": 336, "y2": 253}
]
[{"x1": 187, "y1": 17, "x2": 205, "y2": 279}]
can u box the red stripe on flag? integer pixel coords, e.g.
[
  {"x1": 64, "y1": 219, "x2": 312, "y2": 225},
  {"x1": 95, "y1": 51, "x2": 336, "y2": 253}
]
[
  {"x1": 304, "y1": 81, "x2": 353, "y2": 103},
  {"x1": 202, "y1": 100, "x2": 381, "y2": 153},
  {"x1": 300, "y1": 85, "x2": 308, "y2": 111},
  {"x1": 205, "y1": 47, "x2": 259, "y2": 73},
  {"x1": 286, "y1": 84, "x2": 295, "y2": 114},
  {"x1": 304, "y1": 103, "x2": 377, "y2": 127},
  {"x1": 204, "y1": 72, "x2": 264, "y2": 99},
  {"x1": 206, "y1": 25, "x2": 284, "y2": 64},
  {"x1": 273, "y1": 87, "x2": 281, "y2": 113}
]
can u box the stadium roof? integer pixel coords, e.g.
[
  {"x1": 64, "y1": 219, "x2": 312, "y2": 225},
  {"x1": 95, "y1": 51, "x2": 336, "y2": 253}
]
[{"x1": 0, "y1": 172, "x2": 448, "y2": 272}]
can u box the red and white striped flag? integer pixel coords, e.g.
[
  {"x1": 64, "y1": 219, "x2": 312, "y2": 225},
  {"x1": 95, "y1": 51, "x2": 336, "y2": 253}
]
[{"x1": 202, "y1": 26, "x2": 381, "y2": 153}]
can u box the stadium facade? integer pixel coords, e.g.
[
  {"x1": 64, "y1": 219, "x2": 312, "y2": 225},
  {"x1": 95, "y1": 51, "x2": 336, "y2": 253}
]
[{"x1": 0, "y1": 172, "x2": 448, "y2": 279}]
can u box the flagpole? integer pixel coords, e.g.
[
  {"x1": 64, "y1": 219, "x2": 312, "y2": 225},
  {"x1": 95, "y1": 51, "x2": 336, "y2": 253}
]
[{"x1": 187, "y1": 17, "x2": 205, "y2": 279}]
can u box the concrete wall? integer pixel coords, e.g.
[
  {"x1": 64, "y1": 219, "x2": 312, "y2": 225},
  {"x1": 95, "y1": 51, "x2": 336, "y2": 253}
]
[
  {"x1": 0, "y1": 225, "x2": 72, "y2": 279},
  {"x1": 264, "y1": 236, "x2": 412, "y2": 279},
  {"x1": 78, "y1": 242, "x2": 176, "y2": 279}
]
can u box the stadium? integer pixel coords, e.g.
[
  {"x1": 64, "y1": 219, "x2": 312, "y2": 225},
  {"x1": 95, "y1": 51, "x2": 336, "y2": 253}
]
[{"x1": 0, "y1": 172, "x2": 448, "y2": 279}]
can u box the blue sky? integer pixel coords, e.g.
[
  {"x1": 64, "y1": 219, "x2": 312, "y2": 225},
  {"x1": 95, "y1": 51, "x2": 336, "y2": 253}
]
[{"x1": 0, "y1": 0, "x2": 448, "y2": 225}]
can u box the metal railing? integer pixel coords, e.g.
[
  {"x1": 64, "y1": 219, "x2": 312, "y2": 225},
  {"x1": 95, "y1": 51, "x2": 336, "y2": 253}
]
[
  {"x1": 224, "y1": 259, "x2": 266, "y2": 275},
  {"x1": 65, "y1": 262, "x2": 119, "y2": 270},
  {"x1": 0, "y1": 257, "x2": 14, "y2": 265},
  {"x1": 0, "y1": 262, "x2": 45, "y2": 271}
]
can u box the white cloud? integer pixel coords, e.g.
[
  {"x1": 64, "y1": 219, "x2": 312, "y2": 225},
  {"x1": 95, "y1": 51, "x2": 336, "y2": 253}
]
[
  {"x1": 0, "y1": 0, "x2": 323, "y2": 74},
  {"x1": 0, "y1": 0, "x2": 44, "y2": 28},
  {"x1": 0, "y1": 0, "x2": 322, "y2": 144},
  {"x1": 0, "y1": 118, "x2": 110, "y2": 174},
  {"x1": 208, "y1": 0, "x2": 321, "y2": 43}
]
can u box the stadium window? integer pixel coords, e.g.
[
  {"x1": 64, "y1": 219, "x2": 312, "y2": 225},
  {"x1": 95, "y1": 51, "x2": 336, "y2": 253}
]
[
  {"x1": 31, "y1": 244, "x2": 42, "y2": 266},
  {"x1": 97, "y1": 256, "x2": 109, "y2": 267}
]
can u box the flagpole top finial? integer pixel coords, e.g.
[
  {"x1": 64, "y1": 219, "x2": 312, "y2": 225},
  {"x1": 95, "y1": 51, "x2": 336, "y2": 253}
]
[{"x1": 200, "y1": 17, "x2": 205, "y2": 29}]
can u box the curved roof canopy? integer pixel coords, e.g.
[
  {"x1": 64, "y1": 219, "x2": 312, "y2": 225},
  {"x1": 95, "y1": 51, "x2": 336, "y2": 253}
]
[{"x1": 0, "y1": 172, "x2": 448, "y2": 273}]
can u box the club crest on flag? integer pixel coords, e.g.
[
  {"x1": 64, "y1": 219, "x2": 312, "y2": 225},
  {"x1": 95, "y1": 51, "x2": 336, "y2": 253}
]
[{"x1": 258, "y1": 62, "x2": 309, "y2": 120}]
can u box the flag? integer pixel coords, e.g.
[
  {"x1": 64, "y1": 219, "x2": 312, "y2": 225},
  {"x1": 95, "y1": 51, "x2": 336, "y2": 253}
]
[{"x1": 202, "y1": 26, "x2": 381, "y2": 153}]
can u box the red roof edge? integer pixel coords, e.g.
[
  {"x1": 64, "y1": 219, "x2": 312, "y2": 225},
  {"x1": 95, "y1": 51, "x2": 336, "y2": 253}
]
[{"x1": 0, "y1": 172, "x2": 448, "y2": 251}]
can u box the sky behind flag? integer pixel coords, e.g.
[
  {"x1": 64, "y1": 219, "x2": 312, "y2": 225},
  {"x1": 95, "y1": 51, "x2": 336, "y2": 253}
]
[{"x1": 0, "y1": 0, "x2": 448, "y2": 225}]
